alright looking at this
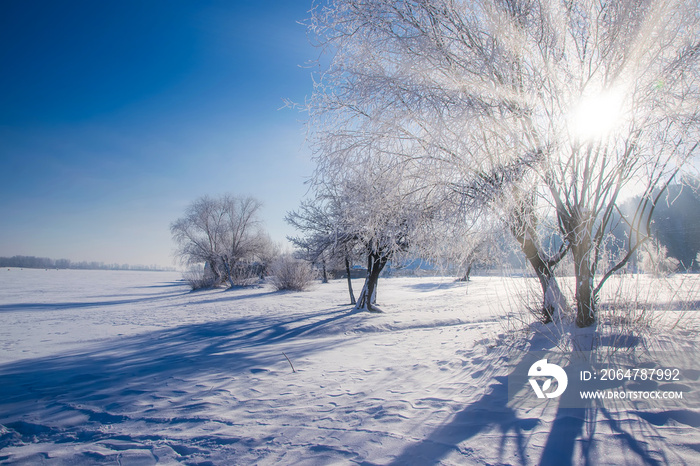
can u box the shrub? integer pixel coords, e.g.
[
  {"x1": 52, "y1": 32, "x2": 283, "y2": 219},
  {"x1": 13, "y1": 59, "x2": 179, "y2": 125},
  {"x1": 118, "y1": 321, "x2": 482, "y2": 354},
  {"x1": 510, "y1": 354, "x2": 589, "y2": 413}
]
[
  {"x1": 223, "y1": 261, "x2": 264, "y2": 287},
  {"x1": 183, "y1": 266, "x2": 217, "y2": 290},
  {"x1": 639, "y1": 241, "x2": 679, "y2": 277},
  {"x1": 270, "y1": 256, "x2": 315, "y2": 291}
]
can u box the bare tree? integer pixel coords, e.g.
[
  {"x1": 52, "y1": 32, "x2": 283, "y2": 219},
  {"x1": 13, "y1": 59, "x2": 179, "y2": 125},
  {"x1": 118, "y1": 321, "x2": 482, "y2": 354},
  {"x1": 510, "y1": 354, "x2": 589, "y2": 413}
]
[
  {"x1": 171, "y1": 194, "x2": 269, "y2": 287},
  {"x1": 218, "y1": 196, "x2": 268, "y2": 286},
  {"x1": 171, "y1": 196, "x2": 227, "y2": 285},
  {"x1": 287, "y1": 193, "x2": 361, "y2": 303},
  {"x1": 308, "y1": 0, "x2": 700, "y2": 326}
]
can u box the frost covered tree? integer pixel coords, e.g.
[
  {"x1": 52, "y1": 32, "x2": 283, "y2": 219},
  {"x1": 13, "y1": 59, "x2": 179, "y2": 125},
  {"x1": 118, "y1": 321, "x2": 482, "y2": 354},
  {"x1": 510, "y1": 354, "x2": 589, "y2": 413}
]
[
  {"x1": 171, "y1": 196, "x2": 227, "y2": 284},
  {"x1": 218, "y1": 196, "x2": 268, "y2": 286},
  {"x1": 286, "y1": 191, "x2": 361, "y2": 303},
  {"x1": 412, "y1": 197, "x2": 503, "y2": 281},
  {"x1": 308, "y1": 0, "x2": 700, "y2": 326},
  {"x1": 306, "y1": 143, "x2": 437, "y2": 311},
  {"x1": 171, "y1": 194, "x2": 269, "y2": 287},
  {"x1": 348, "y1": 177, "x2": 433, "y2": 313}
]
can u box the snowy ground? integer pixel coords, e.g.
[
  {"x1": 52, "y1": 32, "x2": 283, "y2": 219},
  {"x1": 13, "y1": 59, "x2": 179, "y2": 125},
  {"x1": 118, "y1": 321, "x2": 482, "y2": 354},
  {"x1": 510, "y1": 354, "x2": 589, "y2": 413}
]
[{"x1": 1, "y1": 268, "x2": 699, "y2": 465}]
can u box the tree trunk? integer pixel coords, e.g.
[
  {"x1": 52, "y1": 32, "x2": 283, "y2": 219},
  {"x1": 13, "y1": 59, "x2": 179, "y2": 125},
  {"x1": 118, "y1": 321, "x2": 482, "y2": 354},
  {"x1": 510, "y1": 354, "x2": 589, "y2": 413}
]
[
  {"x1": 572, "y1": 230, "x2": 596, "y2": 328},
  {"x1": 355, "y1": 253, "x2": 386, "y2": 312},
  {"x1": 321, "y1": 260, "x2": 328, "y2": 284},
  {"x1": 515, "y1": 231, "x2": 568, "y2": 323},
  {"x1": 205, "y1": 258, "x2": 222, "y2": 286},
  {"x1": 221, "y1": 258, "x2": 235, "y2": 288},
  {"x1": 509, "y1": 201, "x2": 569, "y2": 322},
  {"x1": 345, "y1": 256, "x2": 356, "y2": 305},
  {"x1": 460, "y1": 262, "x2": 473, "y2": 282}
]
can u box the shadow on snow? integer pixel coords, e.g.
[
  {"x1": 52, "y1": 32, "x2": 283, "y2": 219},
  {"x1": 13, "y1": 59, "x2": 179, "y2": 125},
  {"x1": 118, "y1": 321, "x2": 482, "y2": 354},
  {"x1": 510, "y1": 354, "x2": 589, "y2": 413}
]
[
  {"x1": 0, "y1": 303, "x2": 359, "y2": 452},
  {"x1": 383, "y1": 329, "x2": 672, "y2": 466},
  {"x1": 403, "y1": 280, "x2": 465, "y2": 292},
  {"x1": 0, "y1": 285, "x2": 188, "y2": 312}
]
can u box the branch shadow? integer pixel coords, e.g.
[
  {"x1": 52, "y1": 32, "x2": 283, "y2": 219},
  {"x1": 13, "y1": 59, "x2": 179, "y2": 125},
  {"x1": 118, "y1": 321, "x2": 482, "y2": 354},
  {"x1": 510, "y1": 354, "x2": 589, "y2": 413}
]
[
  {"x1": 404, "y1": 281, "x2": 464, "y2": 292},
  {"x1": 598, "y1": 299, "x2": 700, "y2": 312},
  {"x1": 196, "y1": 289, "x2": 280, "y2": 306},
  {"x1": 0, "y1": 305, "x2": 360, "y2": 445},
  {"x1": 384, "y1": 336, "x2": 546, "y2": 466},
  {"x1": 384, "y1": 327, "x2": 673, "y2": 466},
  {"x1": 134, "y1": 281, "x2": 185, "y2": 289},
  {"x1": 0, "y1": 290, "x2": 187, "y2": 312}
]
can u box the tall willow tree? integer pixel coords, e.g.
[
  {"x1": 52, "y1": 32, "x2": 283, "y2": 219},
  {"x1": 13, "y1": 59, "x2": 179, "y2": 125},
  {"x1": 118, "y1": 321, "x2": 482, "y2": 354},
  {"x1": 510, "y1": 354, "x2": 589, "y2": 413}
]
[{"x1": 308, "y1": 0, "x2": 700, "y2": 326}]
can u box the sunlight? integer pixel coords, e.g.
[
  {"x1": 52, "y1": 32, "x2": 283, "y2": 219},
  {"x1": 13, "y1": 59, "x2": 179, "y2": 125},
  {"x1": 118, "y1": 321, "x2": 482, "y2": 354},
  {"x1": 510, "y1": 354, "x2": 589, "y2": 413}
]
[{"x1": 570, "y1": 89, "x2": 626, "y2": 142}]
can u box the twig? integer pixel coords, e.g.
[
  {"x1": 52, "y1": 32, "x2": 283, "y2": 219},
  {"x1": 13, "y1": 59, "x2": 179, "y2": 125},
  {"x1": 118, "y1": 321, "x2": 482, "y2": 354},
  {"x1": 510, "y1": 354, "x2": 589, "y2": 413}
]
[{"x1": 283, "y1": 352, "x2": 296, "y2": 373}]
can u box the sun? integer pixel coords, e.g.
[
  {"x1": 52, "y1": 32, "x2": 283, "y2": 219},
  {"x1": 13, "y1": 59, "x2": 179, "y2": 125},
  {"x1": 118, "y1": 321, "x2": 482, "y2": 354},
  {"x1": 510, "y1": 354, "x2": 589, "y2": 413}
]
[{"x1": 570, "y1": 89, "x2": 626, "y2": 142}]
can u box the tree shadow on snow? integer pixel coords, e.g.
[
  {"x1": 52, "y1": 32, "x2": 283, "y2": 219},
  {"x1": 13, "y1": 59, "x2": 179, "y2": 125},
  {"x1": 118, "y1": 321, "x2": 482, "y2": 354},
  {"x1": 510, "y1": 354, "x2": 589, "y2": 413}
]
[
  {"x1": 0, "y1": 305, "x2": 360, "y2": 451},
  {"x1": 383, "y1": 334, "x2": 546, "y2": 466},
  {"x1": 384, "y1": 328, "x2": 668, "y2": 466},
  {"x1": 404, "y1": 280, "x2": 465, "y2": 292},
  {"x1": 134, "y1": 281, "x2": 185, "y2": 289},
  {"x1": 195, "y1": 289, "x2": 279, "y2": 305},
  {"x1": 0, "y1": 290, "x2": 188, "y2": 312}
]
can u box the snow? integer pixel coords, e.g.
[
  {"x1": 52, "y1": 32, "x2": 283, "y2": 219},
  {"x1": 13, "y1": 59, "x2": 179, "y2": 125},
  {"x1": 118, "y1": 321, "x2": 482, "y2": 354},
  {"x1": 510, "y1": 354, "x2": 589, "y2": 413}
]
[{"x1": 1, "y1": 268, "x2": 699, "y2": 464}]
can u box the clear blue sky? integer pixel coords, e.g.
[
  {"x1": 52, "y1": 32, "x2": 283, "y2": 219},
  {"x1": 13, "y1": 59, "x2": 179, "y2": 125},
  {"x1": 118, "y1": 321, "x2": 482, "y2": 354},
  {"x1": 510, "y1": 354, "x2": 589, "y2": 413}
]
[{"x1": 0, "y1": 0, "x2": 317, "y2": 267}]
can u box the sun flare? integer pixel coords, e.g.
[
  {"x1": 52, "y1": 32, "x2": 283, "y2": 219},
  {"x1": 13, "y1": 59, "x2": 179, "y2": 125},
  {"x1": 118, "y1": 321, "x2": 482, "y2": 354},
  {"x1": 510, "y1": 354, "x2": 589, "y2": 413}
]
[{"x1": 570, "y1": 90, "x2": 626, "y2": 142}]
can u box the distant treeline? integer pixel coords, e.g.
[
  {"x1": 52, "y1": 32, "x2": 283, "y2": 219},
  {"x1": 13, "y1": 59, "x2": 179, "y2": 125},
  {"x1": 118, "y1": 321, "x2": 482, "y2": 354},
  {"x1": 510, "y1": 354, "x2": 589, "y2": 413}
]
[
  {"x1": 648, "y1": 184, "x2": 700, "y2": 269},
  {"x1": 0, "y1": 255, "x2": 174, "y2": 272}
]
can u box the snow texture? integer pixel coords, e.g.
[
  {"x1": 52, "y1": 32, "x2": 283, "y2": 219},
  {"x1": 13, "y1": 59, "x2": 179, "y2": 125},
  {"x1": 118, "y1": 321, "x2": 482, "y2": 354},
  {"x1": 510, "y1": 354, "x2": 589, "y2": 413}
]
[{"x1": 1, "y1": 268, "x2": 699, "y2": 464}]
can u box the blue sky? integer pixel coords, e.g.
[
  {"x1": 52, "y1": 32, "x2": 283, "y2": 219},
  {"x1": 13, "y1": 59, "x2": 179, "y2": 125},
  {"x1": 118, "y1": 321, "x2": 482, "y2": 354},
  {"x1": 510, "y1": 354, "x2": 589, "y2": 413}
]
[{"x1": 0, "y1": 1, "x2": 317, "y2": 267}]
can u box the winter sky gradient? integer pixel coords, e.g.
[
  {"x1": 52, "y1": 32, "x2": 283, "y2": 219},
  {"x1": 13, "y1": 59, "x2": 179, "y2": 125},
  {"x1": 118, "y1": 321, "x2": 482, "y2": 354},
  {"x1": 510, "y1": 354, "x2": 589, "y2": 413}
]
[{"x1": 1, "y1": 0, "x2": 316, "y2": 267}]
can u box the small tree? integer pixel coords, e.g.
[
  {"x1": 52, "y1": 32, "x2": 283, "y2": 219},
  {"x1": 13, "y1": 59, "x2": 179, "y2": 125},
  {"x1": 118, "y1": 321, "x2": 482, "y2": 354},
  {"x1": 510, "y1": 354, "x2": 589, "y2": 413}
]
[
  {"x1": 218, "y1": 196, "x2": 268, "y2": 286},
  {"x1": 255, "y1": 235, "x2": 282, "y2": 279},
  {"x1": 171, "y1": 194, "x2": 269, "y2": 288},
  {"x1": 287, "y1": 193, "x2": 360, "y2": 302},
  {"x1": 307, "y1": 145, "x2": 436, "y2": 312},
  {"x1": 171, "y1": 196, "x2": 227, "y2": 285}
]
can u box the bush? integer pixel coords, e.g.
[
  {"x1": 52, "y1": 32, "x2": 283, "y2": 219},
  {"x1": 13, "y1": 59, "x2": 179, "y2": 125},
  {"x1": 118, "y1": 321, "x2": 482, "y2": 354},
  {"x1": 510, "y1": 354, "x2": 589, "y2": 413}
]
[
  {"x1": 183, "y1": 266, "x2": 217, "y2": 290},
  {"x1": 639, "y1": 241, "x2": 679, "y2": 277},
  {"x1": 223, "y1": 262, "x2": 264, "y2": 287},
  {"x1": 270, "y1": 256, "x2": 316, "y2": 291}
]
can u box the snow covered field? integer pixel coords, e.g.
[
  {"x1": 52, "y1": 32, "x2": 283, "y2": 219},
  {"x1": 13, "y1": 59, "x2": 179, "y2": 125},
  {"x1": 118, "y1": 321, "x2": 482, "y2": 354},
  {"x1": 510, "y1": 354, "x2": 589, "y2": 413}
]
[{"x1": 1, "y1": 268, "x2": 700, "y2": 465}]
